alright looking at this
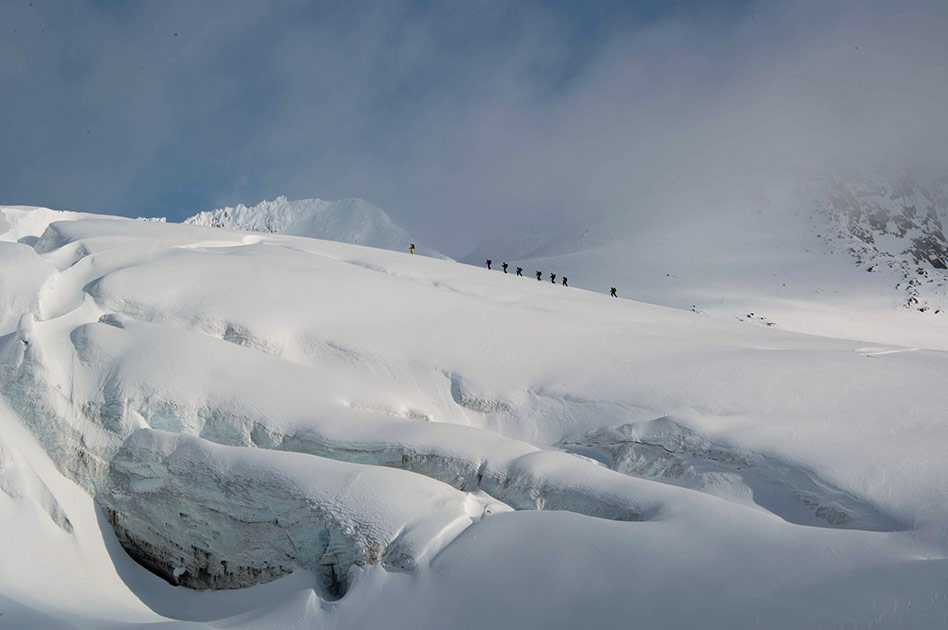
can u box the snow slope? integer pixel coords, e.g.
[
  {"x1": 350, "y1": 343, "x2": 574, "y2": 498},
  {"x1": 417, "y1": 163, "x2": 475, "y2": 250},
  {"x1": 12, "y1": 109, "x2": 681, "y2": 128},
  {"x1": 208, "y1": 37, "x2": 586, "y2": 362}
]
[
  {"x1": 185, "y1": 196, "x2": 447, "y2": 258},
  {"x1": 0, "y1": 205, "x2": 947, "y2": 628},
  {"x1": 490, "y1": 173, "x2": 948, "y2": 350}
]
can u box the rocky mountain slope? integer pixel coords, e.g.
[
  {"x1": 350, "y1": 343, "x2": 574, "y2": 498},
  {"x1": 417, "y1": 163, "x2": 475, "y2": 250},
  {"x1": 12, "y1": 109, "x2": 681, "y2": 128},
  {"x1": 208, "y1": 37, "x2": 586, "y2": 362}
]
[{"x1": 810, "y1": 172, "x2": 948, "y2": 311}]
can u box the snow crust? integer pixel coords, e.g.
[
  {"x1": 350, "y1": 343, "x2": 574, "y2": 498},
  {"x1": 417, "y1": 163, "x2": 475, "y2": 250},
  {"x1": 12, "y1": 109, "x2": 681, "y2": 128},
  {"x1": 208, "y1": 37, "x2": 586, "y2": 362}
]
[{"x1": 0, "y1": 204, "x2": 947, "y2": 628}]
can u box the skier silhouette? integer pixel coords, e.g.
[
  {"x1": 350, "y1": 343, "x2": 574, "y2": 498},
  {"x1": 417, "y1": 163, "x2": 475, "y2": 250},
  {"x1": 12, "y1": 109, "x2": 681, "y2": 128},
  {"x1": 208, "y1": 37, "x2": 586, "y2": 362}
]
[
  {"x1": 516, "y1": 267, "x2": 523, "y2": 277},
  {"x1": 502, "y1": 262, "x2": 508, "y2": 274},
  {"x1": 536, "y1": 271, "x2": 542, "y2": 281},
  {"x1": 550, "y1": 273, "x2": 556, "y2": 284},
  {"x1": 409, "y1": 243, "x2": 415, "y2": 255},
  {"x1": 486, "y1": 259, "x2": 492, "y2": 270},
  {"x1": 610, "y1": 287, "x2": 617, "y2": 298},
  {"x1": 562, "y1": 277, "x2": 568, "y2": 287}
]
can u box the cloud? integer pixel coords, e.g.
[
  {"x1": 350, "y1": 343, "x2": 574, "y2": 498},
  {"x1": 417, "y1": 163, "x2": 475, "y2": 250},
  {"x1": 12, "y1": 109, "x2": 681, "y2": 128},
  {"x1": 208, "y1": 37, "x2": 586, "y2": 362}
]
[{"x1": 1, "y1": 0, "x2": 946, "y2": 252}]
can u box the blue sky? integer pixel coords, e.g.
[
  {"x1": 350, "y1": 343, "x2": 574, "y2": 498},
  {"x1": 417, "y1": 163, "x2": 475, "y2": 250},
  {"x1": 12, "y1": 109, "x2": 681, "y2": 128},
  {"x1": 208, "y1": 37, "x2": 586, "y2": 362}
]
[{"x1": 1, "y1": 0, "x2": 946, "y2": 252}]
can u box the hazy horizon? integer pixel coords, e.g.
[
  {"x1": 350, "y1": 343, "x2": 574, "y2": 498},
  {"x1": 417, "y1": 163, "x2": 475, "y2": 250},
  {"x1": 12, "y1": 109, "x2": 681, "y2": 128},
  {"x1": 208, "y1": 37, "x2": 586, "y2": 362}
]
[{"x1": 2, "y1": 0, "x2": 946, "y2": 253}]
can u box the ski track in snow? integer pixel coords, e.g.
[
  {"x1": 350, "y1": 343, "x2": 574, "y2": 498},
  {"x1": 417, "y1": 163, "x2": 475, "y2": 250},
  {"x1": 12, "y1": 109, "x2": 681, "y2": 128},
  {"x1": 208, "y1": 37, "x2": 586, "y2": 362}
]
[{"x1": 859, "y1": 346, "x2": 948, "y2": 374}]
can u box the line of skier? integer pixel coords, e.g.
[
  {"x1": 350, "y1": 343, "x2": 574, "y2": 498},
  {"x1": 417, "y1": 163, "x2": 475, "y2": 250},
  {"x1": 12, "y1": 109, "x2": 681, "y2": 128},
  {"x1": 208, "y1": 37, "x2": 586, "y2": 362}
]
[
  {"x1": 484, "y1": 258, "x2": 618, "y2": 297},
  {"x1": 410, "y1": 245, "x2": 617, "y2": 297}
]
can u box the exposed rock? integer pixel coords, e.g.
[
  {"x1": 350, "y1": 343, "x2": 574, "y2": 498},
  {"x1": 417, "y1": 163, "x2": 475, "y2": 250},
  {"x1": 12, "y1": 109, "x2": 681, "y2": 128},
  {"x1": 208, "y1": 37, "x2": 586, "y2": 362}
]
[
  {"x1": 813, "y1": 172, "x2": 948, "y2": 311},
  {"x1": 816, "y1": 173, "x2": 948, "y2": 270}
]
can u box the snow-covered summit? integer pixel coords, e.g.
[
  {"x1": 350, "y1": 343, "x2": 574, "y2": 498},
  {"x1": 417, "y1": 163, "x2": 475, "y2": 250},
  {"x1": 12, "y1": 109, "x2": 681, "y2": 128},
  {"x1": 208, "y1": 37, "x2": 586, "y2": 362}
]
[{"x1": 185, "y1": 196, "x2": 448, "y2": 258}]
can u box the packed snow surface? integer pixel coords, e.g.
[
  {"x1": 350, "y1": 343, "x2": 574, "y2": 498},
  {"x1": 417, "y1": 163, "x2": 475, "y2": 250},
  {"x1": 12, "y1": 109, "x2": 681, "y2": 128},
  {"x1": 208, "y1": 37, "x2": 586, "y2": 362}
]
[{"x1": 0, "y1": 205, "x2": 947, "y2": 628}]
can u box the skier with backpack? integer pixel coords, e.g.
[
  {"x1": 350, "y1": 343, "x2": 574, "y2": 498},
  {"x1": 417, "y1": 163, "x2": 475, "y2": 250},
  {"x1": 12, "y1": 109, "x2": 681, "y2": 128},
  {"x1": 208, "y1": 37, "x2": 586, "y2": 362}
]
[
  {"x1": 486, "y1": 259, "x2": 492, "y2": 270},
  {"x1": 550, "y1": 273, "x2": 556, "y2": 284},
  {"x1": 516, "y1": 267, "x2": 523, "y2": 277},
  {"x1": 562, "y1": 277, "x2": 568, "y2": 287},
  {"x1": 610, "y1": 287, "x2": 617, "y2": 297},
  {"x1": 536, "y1": 270, "x2": 542, "y2": 281},
  {"x1": 502, "y1": 262, "x2": 509, "y2": 274},
  {"x1": 409, "y1": 243, "x2": 415, "y2": 254}
]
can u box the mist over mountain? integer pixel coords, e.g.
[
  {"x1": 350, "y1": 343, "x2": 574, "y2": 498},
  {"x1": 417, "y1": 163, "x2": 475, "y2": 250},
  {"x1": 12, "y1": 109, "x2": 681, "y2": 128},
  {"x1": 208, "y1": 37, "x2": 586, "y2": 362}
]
[
  {"x1": 3, "y1": 1, "x2": 946, "y2": 252},
  {"x1": 460, "y1": 168, "x2": 948, "y2": 347},
  {"x1": 813, "y1": 172, "x2": 948, "y2": 268},
  {"x1": 2, "y1": 0, "x2": 948, "y2": 627}
]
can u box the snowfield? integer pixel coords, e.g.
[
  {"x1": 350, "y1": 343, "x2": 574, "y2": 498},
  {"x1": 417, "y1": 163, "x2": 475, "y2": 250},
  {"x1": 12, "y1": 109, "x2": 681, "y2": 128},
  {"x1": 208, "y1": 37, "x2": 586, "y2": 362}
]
[
  {"x1": 1, "y1": 205, "x2": 947, "y2": 628},
  {"x1": 477, "y1": 174, "x2": 948, "y2": 351}
]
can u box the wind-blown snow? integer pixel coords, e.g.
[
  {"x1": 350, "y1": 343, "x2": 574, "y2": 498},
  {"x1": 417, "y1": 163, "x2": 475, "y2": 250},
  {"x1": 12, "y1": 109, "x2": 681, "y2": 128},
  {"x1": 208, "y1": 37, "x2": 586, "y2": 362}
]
[{"x1": 0, "y1": 204, "x2": 947, "y2": 628}]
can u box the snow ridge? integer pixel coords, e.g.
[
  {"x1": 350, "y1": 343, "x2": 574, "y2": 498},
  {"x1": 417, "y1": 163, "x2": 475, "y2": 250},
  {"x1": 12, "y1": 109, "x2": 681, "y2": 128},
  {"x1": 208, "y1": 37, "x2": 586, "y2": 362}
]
[{"x1": 185, "y1": 196, "x2": 447, "y2": 258}]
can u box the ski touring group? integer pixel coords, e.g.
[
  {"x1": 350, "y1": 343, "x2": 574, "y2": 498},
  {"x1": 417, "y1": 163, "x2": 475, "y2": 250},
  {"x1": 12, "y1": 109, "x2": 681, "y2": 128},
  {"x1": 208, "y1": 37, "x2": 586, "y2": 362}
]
[
  {"x1": 410, "y1": 244, "x2": 617, "y2": 298},
  {"x1": 485, "y1": 257, "x2": 618, "y2": 297},
  {"x1": 486, "y1": 256, "x2": 619, "y2": 297}
]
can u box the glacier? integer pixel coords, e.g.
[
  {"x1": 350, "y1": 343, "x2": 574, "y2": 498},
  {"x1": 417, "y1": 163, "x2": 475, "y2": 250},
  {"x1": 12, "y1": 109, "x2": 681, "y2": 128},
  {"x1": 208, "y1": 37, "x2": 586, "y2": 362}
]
[{"x1": 0, "y1": 203, "x2": 947, "y2": 628}]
